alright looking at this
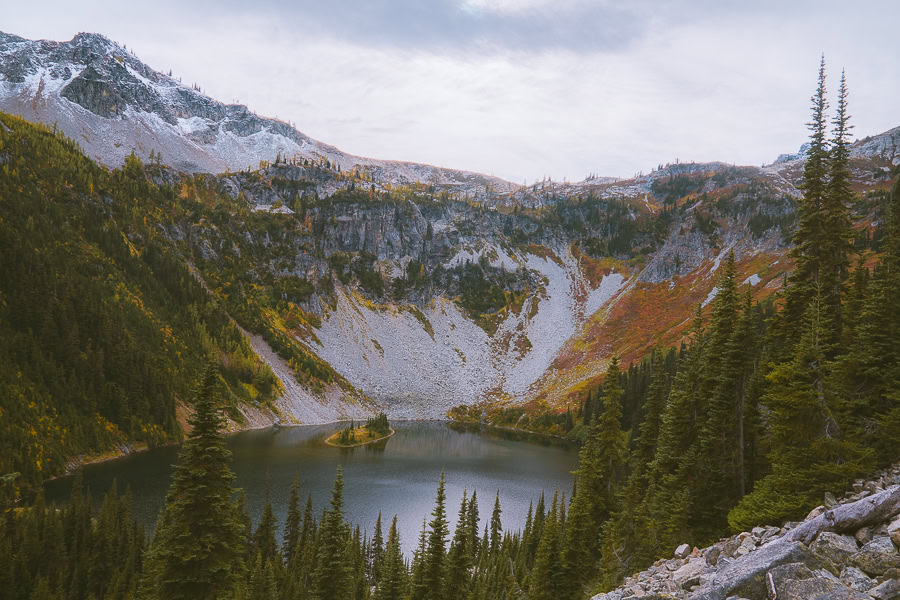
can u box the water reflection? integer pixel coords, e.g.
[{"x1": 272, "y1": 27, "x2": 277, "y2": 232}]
[{"x1": 46, "y1": 421, "x2": 578, "y2": 555}]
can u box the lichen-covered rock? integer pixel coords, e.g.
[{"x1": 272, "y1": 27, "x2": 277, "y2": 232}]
[
  {"x1": 672, "y1": 558, "x2": 707, "y2": 590},
  {"x1": 810, "y1": 531, "x2": 859, "y2": 573},
  {"x1": 689, "y1": 540, "x2": 818, "y2": 599},
  {"x1": 766, "y1": 562, "x2": 869, "y2": 600},
  {"x1": 868, "y1": 578, "x2": 900, "y2": 600},
  {"x1": 850, "y1": 536, "x2": 900, "y2": 576},
  {"x1": 888, "y1": 516, "x2": 900, "y2": 547},
  {"x1": 838, "y1": 566, "x2": 875, "y2": 592}
]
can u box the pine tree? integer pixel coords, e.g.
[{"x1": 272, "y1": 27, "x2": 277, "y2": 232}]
[
  {"x1": 371, "y1": 511, "x2": 385, "y2": 583},
  {"x1": 253, "y1": 492, "x2": 279, "y2": 568},
  {"x1": 528, "y1": 491, "x2": 563, "y2": 600},
  {"x1": 422, "y1": 470, "x2": 449, "y2": 599},
  {"x1": 781, "y1": 55, "x2": 831, "y2": 347},
  {"x1": 642, "y1": 307, "x2": 705, "y2": 554},
  {"x1": 313, "y1": 467, "x2": 350, "y2": 600},
  {"x1": 374, "y1": 516, "x2": 407, "y2": 600},
  {"x1": 489, "y1": 491, "x2": 502, "y2": 554},
  {"x1": 445, "y1": 490, "x2": 472, "y2": 595},
  {"x1": 728, "y1": 291, "x2": 868, "y2": 530},
  {"x1": 139, "y1": 364, "x2": 247, "y2": 600},
  {"x1": 283, "y1": 476, "x2": 301, "y2": 559},
  {"x1": 822, "y1": 68, "x2": 854, "y2": 347}
]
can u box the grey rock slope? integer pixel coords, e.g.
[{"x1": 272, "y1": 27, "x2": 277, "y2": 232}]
[{"x1": 592, "y1": 465, "x2": 900, "y2": 600}]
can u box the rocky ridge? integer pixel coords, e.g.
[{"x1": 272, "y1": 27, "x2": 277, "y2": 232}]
[{"x1": 591, "y1": 465, "x2": 900, "y2": 600}]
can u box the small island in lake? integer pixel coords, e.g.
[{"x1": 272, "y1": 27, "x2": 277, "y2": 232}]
[{"x1": 325, "y1": 412, "x2": 394, "y2": 447}]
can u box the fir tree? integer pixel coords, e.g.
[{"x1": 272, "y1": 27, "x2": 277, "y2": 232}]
[
  {"x1": 374, "y1": 516, "x2": 407, "y2": 600},
  {"x1": 445, "y1": 490, "x2": 472, "y2": 595},
  {"x1": 422, "y1": 471, "x2": 449, "y2": 599},
  {"x1": 283, "y1": 476, "x2": 301, "y2": 559},
  {"x1": 313, "y1": 467, "x2": 350, "y2": 600},
  {"x1": 781, "y1": 55, "x2": 831, "y2": 346},
  {"x1": 489, "y1": 491, "x2": 502, "y2": 554},
  {"x1": 139, "y1": 364, "x2": 247, "y2": 600}
]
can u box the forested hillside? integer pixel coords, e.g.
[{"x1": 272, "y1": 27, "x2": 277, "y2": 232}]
[{"x1": 0, "y1": 113, "x2": 282, "y2": 489}]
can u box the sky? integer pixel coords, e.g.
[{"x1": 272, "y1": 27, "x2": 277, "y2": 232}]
[{"x1": 5, "y1": 1, "x2": 900, "y2": 183}]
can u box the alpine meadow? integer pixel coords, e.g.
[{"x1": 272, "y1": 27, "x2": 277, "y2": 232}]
[{"x1": 2, "y1": 4, "x2": 900, "y2": 600}]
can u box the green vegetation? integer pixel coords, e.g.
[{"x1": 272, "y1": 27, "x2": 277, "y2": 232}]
[
  {"x1": 0, "y1": 113, "x2": 280, "y2": 491},
  {"x1": 326, "y1": 413, "x2": 393, "y2": 447}
]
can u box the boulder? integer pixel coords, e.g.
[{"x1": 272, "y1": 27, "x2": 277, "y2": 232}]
[
  {"x1": 673, "y1": 558, "x2": 708, "y2": 590},
  {"x1": 765, "y1": 562, "x2": 869, "y2": 600},
  {"x1": 838, "y1": 566, "x2": 875, "y2": 592},
  {"x1": 675, "y1": 543, "x2": 691, "y2": 559},
  {"x1": 851, "y1": 536, "x2": 900, "y2": 576},
  {"x1": 856, "y1": 526, "x2": 873, "y2": 545},
  {"x1": 688, "y1": 540, "x2": 819, "y2": 599},
  {"x1": 888, "y1": 516, "x2": 900, "y2": 547},
  {"x1": 868, "y1": 578, "x2": 900, "y2": 600},
  {"x1": 810, "y1": 531, "x2": 859, "y2": 573},
  {"x1": 704, "y1": 545, "x2": 722, "y2": 567}
]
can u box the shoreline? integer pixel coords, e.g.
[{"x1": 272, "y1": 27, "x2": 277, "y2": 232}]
[
  {"x1": 48, "y1": 417, "x2": 573, "y2": 481},
  {"x1": 323, "y1": 427, "x2": 396, "y2": 448}
]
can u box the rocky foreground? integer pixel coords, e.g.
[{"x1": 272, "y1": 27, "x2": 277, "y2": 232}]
[{"x1": 592, "y1": 465, "x2": 900, "y2": 600}]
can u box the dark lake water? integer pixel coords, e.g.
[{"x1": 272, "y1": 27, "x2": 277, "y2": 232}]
[{"x1": 45, "y1": 421, "x2": 579, "y2": 555}]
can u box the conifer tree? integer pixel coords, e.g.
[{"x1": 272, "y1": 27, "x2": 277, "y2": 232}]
[
  {"x1": 313, "y1": 467, "x2": 350, "y2": 600},
  {"x1": 422, "y1": 471, "x2": 449, "y2": 599},
  {"x1": 781, "y1": 55, "x2": 831, "y2": 346},
  {"x1": 821, "y1": 68, "x2": 854, "y2": 346},
  {"x1": 253, "y1": 492, "x2": 279, "y2": 568},
  {"x1": 489, "y1": 491, "x2": 502, "y2": 554},
  {"x1": 445, "y1": 490, "x2": 472, "y2": 595},
  {"x1": 728, "y1": 291, "x2": 867, "y2": 530},
  {"x1": 528, "y1": 491, "x2": 562, "y2": 600},
  {"x1": 139, "y1": 364, "x2": 247, "y2": 600},
  {"x1": 374, "y1": 516, "x2": 407, "y2": 600},
  {"x1": 371, "y1": 511, "x2": 385, "y2": 583},
  {"x1": 283, "y1": 476, "x2": 301, "y2": 559}
]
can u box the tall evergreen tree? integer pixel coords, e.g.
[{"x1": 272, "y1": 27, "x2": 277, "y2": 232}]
[
  {"x1": 283, "y1": 476, "x2": 301, "y2": 560},
  {"x1": 781, "y1": 55, "x2": 831, "y2": 347},
  {"x1": 489, "y1": 491, "x2": 502, "y2": 555},
  {"x1": 729, "y1": 292, "x2": 868, "y2": 530},
  {"x1": 422, "y1": 471, "x2": 449, "y2": 599},
  {"x1": 374, "y1": 516, "x2": 406, "y2": 600},
  {"x1": 139, "y1": 363, "x2": 247, "y2": 600},
  {"x1": 445, "y1": 490, "x2": 472, "y2": 595},
  {"x1": 313, "y1": 468, "x2": 350, "y2": 600}
]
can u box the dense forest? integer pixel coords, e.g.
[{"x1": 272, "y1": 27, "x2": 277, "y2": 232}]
[
  {"x1": 2, "y1": 60, "x2": 900, "y2": 599},
  {"x1": 0, "y1": 114, "x2": 284, "y2": 490}
]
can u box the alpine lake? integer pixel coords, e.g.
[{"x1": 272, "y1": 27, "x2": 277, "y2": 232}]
[{"x1": 45, "y1": 421, "x2": 579, "y2": 555}]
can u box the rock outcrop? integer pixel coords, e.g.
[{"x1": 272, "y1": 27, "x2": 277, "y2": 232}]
[{"x1": 592, "y1": 464, "x2": 900, "y2": 600}]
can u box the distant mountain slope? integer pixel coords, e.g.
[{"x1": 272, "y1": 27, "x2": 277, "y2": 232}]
[{"x1": 0, "y1": 31, "x2": 511, "y2": 192}]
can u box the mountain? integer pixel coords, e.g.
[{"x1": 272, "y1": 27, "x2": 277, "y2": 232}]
[
  {"x1": 0, "y1": 31, "x2": 510, "y2": 191},
  {"x1": 1, "y1": 30, "x2": 899, "y2": 476}
]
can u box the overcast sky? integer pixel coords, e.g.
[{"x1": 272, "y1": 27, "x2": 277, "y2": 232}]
[{"x1": 6, "y1": 1, "x2": 899, "y2": 182}]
